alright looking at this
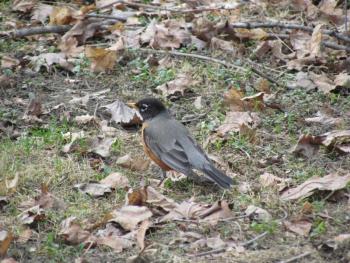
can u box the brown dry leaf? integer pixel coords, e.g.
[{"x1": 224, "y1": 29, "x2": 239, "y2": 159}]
[
  {"x1": 12, "y1": 0, "x2": 36, "y2": 13},
  {"x1": 74, "y1": 183, "x2": 112, "y2": 197},
  {"x1": 17, "y1": 228, "x2": 32, "y2": 244},
  {"x1": 281, "y1": 173, "x2": 350, "y2": 201},
  {"x1": 0, "y1": 230, "x2": 13, "y2": 257},
  {"x1": 256, "y1": 79, "x2": 271, "y2": 93},
  {"x1": 309, "y1": 24, "x2": 323, "y2": 57},
  {"x1": 146, "y1": 186, "x2": 177, "y2": 212},
  {"x1": 234, "y1": 28, "x2": 268, "y2": 40},
  {"x1": 49, "y1": 6, "x2": 77, "y2": 25},
  {"x1": 1, "y1": 56, "x2": 20, "y2": 69},
  {"x1": 269, "y1": 40, "x2": 295, "y2": 61},
  {"x1": 59, "y1": 216, "x2": 92, "y2": 245},
  {"x1": 85, "y1": 47, "x2": 117, "y2": 73},
  {"x1": 289, "y1": 72, "x2": 317, "y2": 91},
  {"x1": 210, "y1": 37, "x2": 235, "y2": 53},
  {"x1": 59, "y1": 36, "x2": 84, "y2": 57},
  {"x1": 29, "y1": 53, "x2": 73, "y2": 72},
  {"x1": 62, "y1": 131, "x2": 85, "y2": 153},
  {"x1": 127, "y1": 187, "x2": 148, "y2": 206},
  {"x1": 31, "y1": 3, "x2": 53, "y2": 24},
  {"x1": 283, "y1": 220, "x2": 312, "y2": 237},
  {"x1": 74, "y1": 115, "x2": 97, "y2": 125},
  {"x1": 155, "y1": 74, "x2": 196, "y2": 99},
  {"x1": 137, "y1": 220, "x2": 150, "y2": 251},
  {"x1": 100, "y1": 120, "x2": 117, "y2": 137},
  {"x1": 217, "y1": 111, "x2": 260, "y2": 138},
  {"x1": 259, "y1": 172, "x2": 290, "y2": 191},
  {"x1": 321, "y1": 130, "x2": 350, "y2": 154},
  {"x1": 191, "y1": 235, "x2": 226, "y2": 250},
  {"x1": 245, "y1": 205, "x2": 272, "y2": 222},
  {"x1": 198, "y1": 200, "x2": 233, "y2": 225},
  {"x1": 292, "y1": 134, "x2": 323, "y2": 158},
  {"x1": 89, "y1": 137, "x2": 116, "y2": 158},
  {"x1": 290, "y1": 30, "x2": 311, "y2": 59},
  {"x1": 305, "y1": 110, "x2": 343, "y2": 126},
  {"x1": 100, "y1": 172, "x2": 129, "y2": 189},
  {"x1": 96, "y1": 232, "x2": 135, "y2": 253},
  {"x1": 109, "y1": 206, "x2": 153, "y2": 231},
  {"x1": 0, "y1": 75, "x2": 15, "y2": 90},
  {"x1": 35, "y1": 184, "x2": 66, "y2": 210},
  {"x1": 241, "y1": 92, "x2": 266, "y2": 111},
  {"x1": 102, "y1": 100, "x2": 142, "y2": 125},
  {"x1": 18, "y1": 205, "x2": 46, "y2": 225},
  {"x1": 116, "y1": 154, "x2": 150, "y2": 171},
  {"x1": 223, "y1": 88, "x2": 245, "y2": 111}
]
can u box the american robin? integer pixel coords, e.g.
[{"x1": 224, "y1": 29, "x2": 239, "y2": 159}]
[{"x1": 128, "y1": 98, "x2": 233, "y2": 189}]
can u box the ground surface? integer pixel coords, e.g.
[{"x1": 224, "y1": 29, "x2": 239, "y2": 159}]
[{"x1": 1, "y1": 1, "x2": 350, "y2": 263}]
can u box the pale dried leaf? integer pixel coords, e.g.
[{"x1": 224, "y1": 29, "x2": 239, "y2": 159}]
[
  {"x1": 292, "y1": 134, "x2": 323, "y2": 158},
  {"x1": 245, "y1": 205, "x2": 272, "y2": 222},
  {"x1": 289, "y1": 72, "x2": 317, "y2": 91},
  {"x1": 49, "y1": 6, "x2": 77, "y2": 25},
  {"x1": 100, "y1": 120, "x2": 117, "y2": 137},
  {"x1": 137, "y1": 220, "x2": 150, "y2": 251},
  {"x1": 12, "y1": 0, "x2": 36, "y2": 13},
  {"x1": 155, "y1": 74, "x2": 196, "y2": 99},
  {"x1": 217, "y1": 111, "x2": 260, "y2": 137},
  {"x1": 59, "y1": 216, "x2": 92, "y2": 245},
  {"x1": 18, "y1": 205, "x2": 46, "y2": 225},
  {"x1": 102, "y1": 100, "x2": 142, "y2": 125},
  {"x1": 1, "y1": 56, "x2": 20, "y2": 69},
  {"x1": 334, "y1": 72, "x2": 350, "y2": 89},
  {"x1": 234, "y1": 28, "x2": 268, "y2": 40},
  {"x1": 100, "y1": 172, "x2": 129, "y2": 189},
  {"x1": 89, "y1": 137, "x2": 116, "y2": 158},
  {"x1": 210, "y1": 37, "x2": 235, "y2": 53},
  {"x1": 146, "y1": 186, "x2": 177, "y2": 212},
  {"x1": 259, "y1": 172, "x2": 290, "y2": 191},
  {"x1": 29, "y1": 53, "x2": 73, "y2": 72},
  {"x1": 6, "y1": 173, "x2": 19, "y2": 192},
  {"x1": 1, "y1": 258, "x2": 18, "y2": 263},
  {"x1": 74, "y1": 183, "x2": 112, "y2": 197},
  {"x1": 199, "y1": 200, "x2": 233, "y2": 225},
  {"x1": 309, "y1": 24, "x2": 323, "y2": 57},
  {"x1": 281, "y1": 173, "x2": 350, "y2": 201},
  {"x1": 284, "y1": 220, "x2": 312, "y2": 236},
  {"x1": 74, "y1": 115, "x2": 97, "y2": 125},
  {"x1": 321, "y1": 130, "x2": 350, "y2": 153},
  {"x1": 97, "y1": 233, "x2": 135, "y2": 253},
  {"x1": 116, "y1": 154, "x2": 150, "y2": 171},
  {"x1": 109, "y1": 206, "x2": 153, "y2": 231},
  {"x1": 309, "y1": 72, "x2": 335, "y2": 94},
  {"x1": 31, "y1": 3, "x2": 53, "y2": 24},
  {"x1": 160, "y1": 200, "x2": 208, "y2": 222},
  {"x1": 305, "y1": 110, "x2": 343, "y2": 126},
  {"x1": 17, "y1": 228, "x2": 32, "y2": 244}
]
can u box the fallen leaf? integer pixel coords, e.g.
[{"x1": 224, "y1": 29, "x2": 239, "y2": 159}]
[
  {"x1": 155, "y1": 74, "x2": 197, "y2": 99},
  {"x1": 284, "y1": 220, "x2": 312, "y2": 236},
  {"x1": 89, "y1": 137, "x2": 116, "y2": 158},
  {"x1": 321, "y1": 130, "x2": 350, "y2": 154},
  {"x1": 102, "y1": 100, "x2": 142, "y2": 125},
  {"x1": 146, "y1": 186, "x2": 177, "y2": 212},
  {"x1": 1, "y1": 258, "x2": 18, "y2": 263},
  {"x1": 74, "y1": 115, "x2": 97, "y2": 125},
  {"x1": 234, "y1": 28, "x2": 268, "y2": 40},
  {"x1": 12, "y1": 0, "x2": 36, "y2": 13},
  {"x1": 1, "y1": 56, "x2": 20, "y2": 69},
  {"x1": 334, "y1": 72, "x2": 350, "y2": 89},
  {"x1": 259, "y1": 172, "x2": 290, "y2": 191},
  {"x1": 192, "y1": 236, "x2": 226, "y2": 250},
  {"x1": 29, "y1": 53, "x2": 73, "y2": 72},
  {"x1": 289, "y1": 72, "x2": 317, "y2": 91},
  {"x1": 49, "y1": 6, "x2": 77, "y2": 25},
  {"x1": 292, "y1": 134, "x2": 323, "y2": 158},
  {"x1": 0, "y1": 230, "x2": 13, "y2": 256},
  {"x1": 0, "y1": 75, "x2": 15, "y2": 90},
  {"x1": 290, "y1": 30, "x2": 311, "y2": 59},
  {"x1": 69, "y1": 94, "x2": 90, "y2": 106},
  {"x1": 171, "y1": 231, "x2": 203, "y2": 245},
  {"x1": 309, "y1": 24, "x2": 323, "y2": 57},
  {"x1": 309, "y1": 72, "x2": 335, "y2": 94},
  {"x1": 305, "y1": 108, "x2": 343, "y2": 126},
  {"x1": 198, "y1": 200, "x2": 233, "y2": 225},
  {"x1": 160, "y1": 200, "x2": 208, "y2": 222},
  {"x1": 74, "y1": 183, "x2": 112, "y2": 197},
  {"x1": 137, "y1": 220, "x2": 150, "y2": 251},
  {"x1": 96, "y1": 232, "x2": 135, "y2": 253},
  {"x1": 62, "y1": 131, "x2": 85, "y2": 153},
  {"x1": 85, "y1": 47, "x2": 117, "y2": 73},
  {"x1": 99, "y1": 120, "x2": 118, "y2": 137},
  {"x1": 269, "y1": 40, "x2": 296, "y2": 61},
  {"x1": 31, "y1": 3, "x2": 53, "y2": 24},
  {"x1": 116, "y1": 154, "x2": 150, "y2": 171},
  {"x1": 100, "y1": 172, "x2": 129, "y2": 189},
  {"x1": 281, "y1": 173, "x2": 350, "y2": 201},
  {"x1": 5, "y1": 173, "x2": 19, "y2": 193},
  {"x1": 210, "y1": 37, "x2": 235, "y2": 53},
  {"x1": 18, "y1": 205, "x2": 46, "y2": 225},
  {"x1": 126, "y1": 187, "x2": 148, "y2": 206},
  {"x1": 59, "y1": 217, "x2": 92, "y2": 245},
  {"x1": 34, "y1": 184, "x2": 66, "y2": 210},
  {"x1": 241, "y1": 92, "x2": 266, "y2": 111},
  {"x1": 245, "y1": 205, "x2": 272, "y2": 222},
  {"x1": 193, "y1": 96, "x2": 202, "y2": 110},
  {"x1": 109, "y1": 206, "x2": 153, "y2": 231},
  {"x1": 217, "y1": 111, "x2": 260, "y2": 137},
  {"x1": 223, "y1": 88, "x2": 245, "y2": 111}
]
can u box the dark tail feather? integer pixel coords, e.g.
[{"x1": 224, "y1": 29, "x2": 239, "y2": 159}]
[{"x1": 202, "y1": 163, "x2": 234, "y2": 189}]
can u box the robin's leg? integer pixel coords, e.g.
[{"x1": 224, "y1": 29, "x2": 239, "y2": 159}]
[{"x1": 157, "y1": 170, "x2": 167, "y2": 186}]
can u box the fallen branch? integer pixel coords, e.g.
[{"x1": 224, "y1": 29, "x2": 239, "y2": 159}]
[
  {"x1": 136, "y1": 48, "x2": 287, "y2": 88},
  {"x1": 229, "y1": 22, "x2": 350, "y2": 44},
  {"x1": 277, "y1": 251, "x2": 312, "y2": 263}
]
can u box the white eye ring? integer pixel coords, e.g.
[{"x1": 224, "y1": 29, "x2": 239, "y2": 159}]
[{"x1": 140, "y1": 104, "x2": 148, "y2": 112}]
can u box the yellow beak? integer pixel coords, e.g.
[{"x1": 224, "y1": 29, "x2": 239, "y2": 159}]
[{"x1": 127, "y1": 102, "x2": 138, "y2": 109}]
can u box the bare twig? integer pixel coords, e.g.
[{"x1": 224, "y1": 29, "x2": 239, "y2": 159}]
[
  {"x1": 277, "y1": 251, "x2": 312, "y2": 263},
  {"x1": 135, "y1": 48, "x2": 286, "y2": 88},
  {"x1": 240, "y1": 231, "x2": 268, "y2": 247},
  {"x1": 229, "y1": 21, "x2": 350, "y2": 44},
  {"x1": 190, "y1": 248, "x2": 226, "y2": 257},
  {"x1": 86, "y1": 14, "x2": 127, "y2": 22},
  {"x1": 0, "y1": 25, "x2": 72, "y2": 38},
  {"x1": 345, "y1": 0, "x2": 348, "y2": 33}
]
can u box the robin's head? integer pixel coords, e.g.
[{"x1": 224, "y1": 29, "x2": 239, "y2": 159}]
[{"x1": 129, "y1": 98, "x2": 167, "y2": 120}]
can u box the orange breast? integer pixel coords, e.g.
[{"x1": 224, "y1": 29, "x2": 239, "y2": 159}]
[{"x1": 141, "y1": 123, "x2": 172, "y2": 171}]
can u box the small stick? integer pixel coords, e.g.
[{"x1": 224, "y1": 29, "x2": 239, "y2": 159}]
[
  {"x1": 240, "y1": 231, "x2": 268, "y2": 247},
  {"x1": 345, "y1": 0, "x2": 348, "y2": 33},
  {"x1": 277, "y1": 251, "x2": 312, "y2": 263},
  {"x1": 136, "y1": 48, "x2": 285, "y2": 88},
  {"x1": 86, "y1": 14, "x2": 126, "y2": 22},
  {"x1": 0, "y1": 25, "x2": 72, "y2": 38}
]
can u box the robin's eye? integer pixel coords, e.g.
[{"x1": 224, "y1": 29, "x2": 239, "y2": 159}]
[{"x1": 140, "y1": 104, "x2": 149, "y2": 112}]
